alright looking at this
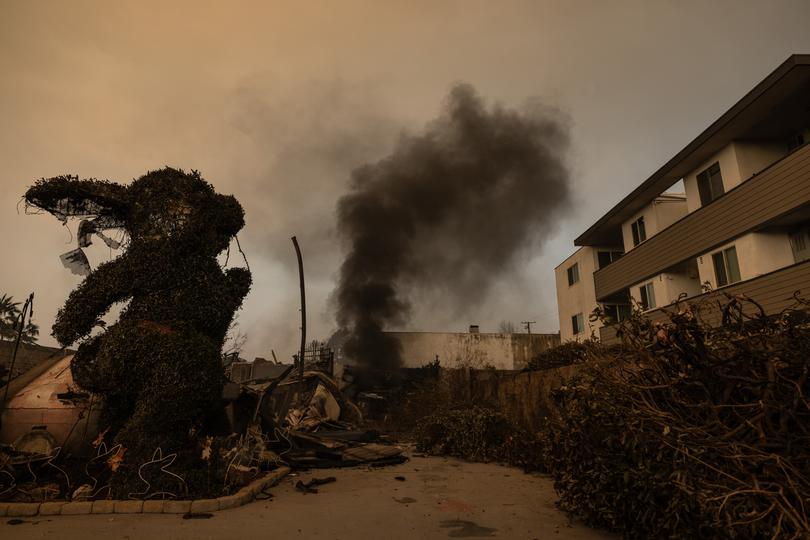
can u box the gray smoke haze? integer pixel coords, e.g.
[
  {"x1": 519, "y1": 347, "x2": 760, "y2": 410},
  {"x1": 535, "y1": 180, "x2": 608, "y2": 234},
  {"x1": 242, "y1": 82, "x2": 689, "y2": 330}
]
[{"x1": 335, "y1": 84, "x2": 571, "y2": 369}]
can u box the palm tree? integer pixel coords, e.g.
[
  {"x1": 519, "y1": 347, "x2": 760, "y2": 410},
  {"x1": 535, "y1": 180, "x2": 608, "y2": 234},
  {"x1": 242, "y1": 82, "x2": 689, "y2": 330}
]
[
  {"x1": 0, "y1": 293, "x2": 38, "y2": 344},
  {"x1": 21, "y1": 321, "x2": 39, "y2": 345},
  {"x1": 0, "y1": 294, "x2": 20, "y2": 341}
]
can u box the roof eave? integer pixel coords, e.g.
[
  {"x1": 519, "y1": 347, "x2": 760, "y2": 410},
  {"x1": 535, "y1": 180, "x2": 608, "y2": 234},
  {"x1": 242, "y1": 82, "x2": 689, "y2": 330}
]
[{"x1": 575, "y1": 54, "x2": 810, "y2": 247}]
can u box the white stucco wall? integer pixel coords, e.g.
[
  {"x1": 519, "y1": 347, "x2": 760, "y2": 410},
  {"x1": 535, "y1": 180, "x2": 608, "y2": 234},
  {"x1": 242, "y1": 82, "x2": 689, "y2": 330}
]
[
  {"x1": 662, "y1": 271, "x2": 702, "y2": 303},
  {"x1": 628, "y1": 275, "x2": 665, "y2": 311},
  {"x1": 684, "y1": 144, "x2": 742, "y2": 213},
  {"x1": 684, "y1": 142, "x2": 787, "y2": 213},
  {"x1": 334, "y1": 331, "x2": 559, "y2": 373},
  {"x1": 394, "y1": 331, "x2": 513, "y2": 369},
  {"x1": 735, "y1": 141, "x2": 786, "y2": 180},
  {"x1": 391, "y1": 332, "x2": 558, "y2": 370},
  {"x1": 555, "y1": 247, "x2": 600, "y2": 342},
  {"x1": 621, "y1": 197, "x2": 687, "y2": 253},
  {"x1": 628, "y1": 269, "x2": 701, "y2": 312},
  {"x1": 696, "y1": 231, "x2": 795, "y2": 289}
]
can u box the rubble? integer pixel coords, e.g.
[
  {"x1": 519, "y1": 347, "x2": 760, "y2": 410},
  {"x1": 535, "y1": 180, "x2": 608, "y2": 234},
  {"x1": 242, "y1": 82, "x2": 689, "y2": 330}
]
[
  {"x1": 219, "y1": 368, "x2": 406, "y2": 472},
  {"x1": 1, "y1": 359, "x2": 406, "y2": 504}
]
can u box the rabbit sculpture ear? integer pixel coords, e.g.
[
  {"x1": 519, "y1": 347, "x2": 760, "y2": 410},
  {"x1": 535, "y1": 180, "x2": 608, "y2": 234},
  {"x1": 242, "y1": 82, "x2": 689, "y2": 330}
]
[
  {"x1": 215, "y1": 194, "x2": 246, "y2": 238},
  {"x1": 24, "y1": 175, "x2": 128, "y2": 227}
]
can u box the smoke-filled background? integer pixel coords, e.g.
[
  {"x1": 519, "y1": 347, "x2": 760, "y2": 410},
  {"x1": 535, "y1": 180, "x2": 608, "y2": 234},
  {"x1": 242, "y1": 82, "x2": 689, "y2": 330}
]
[
  {"x1": 2, "y1": 2, "x2": 810, "y2": 361},
  {"x1": 336, "y1": 85, "x2": 569, "y2": 368}
]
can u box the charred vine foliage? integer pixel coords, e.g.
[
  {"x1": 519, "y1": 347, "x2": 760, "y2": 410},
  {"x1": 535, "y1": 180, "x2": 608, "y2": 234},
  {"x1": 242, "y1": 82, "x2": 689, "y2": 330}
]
[
  {"x1": 547, "y1": 296, "x2": 810, "y2": 539},
  {"x1": 24, "y1": 168, "x2": 251, "y2": 495}
]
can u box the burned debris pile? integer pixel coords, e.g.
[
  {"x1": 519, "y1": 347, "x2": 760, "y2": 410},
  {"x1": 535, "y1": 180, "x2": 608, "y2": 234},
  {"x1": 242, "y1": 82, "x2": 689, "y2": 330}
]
[
  {"x1": 546, "y1": 296, "x2": 810, "y2": 539},
  {"x1": 223, "y1": 368, "x2": 405, "y2": 472},
  {"x1": 0, "y1": 363, "x2": 405, "y2": 503}
]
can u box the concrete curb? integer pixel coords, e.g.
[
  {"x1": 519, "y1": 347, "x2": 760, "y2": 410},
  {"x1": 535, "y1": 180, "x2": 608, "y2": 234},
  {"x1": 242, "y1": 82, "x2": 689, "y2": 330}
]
[{"x1": 0, "y1": 466, "x2": 289, "y2": 517}]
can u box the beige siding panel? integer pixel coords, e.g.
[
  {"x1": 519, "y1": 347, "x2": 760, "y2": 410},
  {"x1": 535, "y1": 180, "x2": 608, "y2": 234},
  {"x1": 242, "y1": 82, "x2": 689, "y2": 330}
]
[
  {"x1": 600, "y1": 260, "x2": 810, "y2": 343},
  {"x1": 594, "y1": 144, "x2": 810, "y2": 299}
]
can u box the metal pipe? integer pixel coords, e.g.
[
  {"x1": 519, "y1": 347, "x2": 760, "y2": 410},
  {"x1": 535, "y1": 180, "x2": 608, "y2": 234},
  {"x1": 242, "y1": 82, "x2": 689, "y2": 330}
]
[
  {"x1": 1, "y1": 292, "x2": 34, "y2": 416},
  {"x1": 291, "y1": 236, "x2": 306, "y2": 384}
]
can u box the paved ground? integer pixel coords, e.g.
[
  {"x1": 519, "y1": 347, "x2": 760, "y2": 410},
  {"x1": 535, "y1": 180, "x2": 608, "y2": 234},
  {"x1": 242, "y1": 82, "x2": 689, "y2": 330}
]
[{"x1": 2, "y1": 455, "x2": 615, "y2": 539}]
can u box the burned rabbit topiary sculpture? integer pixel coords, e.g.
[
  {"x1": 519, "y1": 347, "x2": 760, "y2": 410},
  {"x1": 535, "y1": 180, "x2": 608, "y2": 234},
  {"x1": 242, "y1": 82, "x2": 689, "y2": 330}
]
[{"x1": 24, "y1": 168, "x2": 251, "y2": 490}]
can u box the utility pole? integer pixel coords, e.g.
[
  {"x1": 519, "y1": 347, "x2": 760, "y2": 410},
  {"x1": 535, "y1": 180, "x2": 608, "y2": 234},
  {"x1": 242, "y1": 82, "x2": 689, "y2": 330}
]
[
  {"x1": 522, "y1": 320, "x2": 536, "y2": 335},
  {"x1": 291, "y1": 237, "x2": 306, "y2": 384}
]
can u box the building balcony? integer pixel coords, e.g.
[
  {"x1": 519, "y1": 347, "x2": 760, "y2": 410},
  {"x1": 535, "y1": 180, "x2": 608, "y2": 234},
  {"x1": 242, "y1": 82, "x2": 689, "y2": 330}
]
[
  {"x1": 599, "y1": 258, "x2": 810, "y2": 343},
  {"x1": 593, "y1": 142, "x2": 810, "y2": 301}
]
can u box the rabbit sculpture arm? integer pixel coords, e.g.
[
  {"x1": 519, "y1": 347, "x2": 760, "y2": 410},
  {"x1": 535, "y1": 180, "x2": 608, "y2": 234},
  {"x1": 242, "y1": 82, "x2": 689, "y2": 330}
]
[
  {"x1": 25, "y1": 175, "x2": 132, "y2": 346},
  {"x1": 51, "y1": 254, "x2": 134, "y2": 346}
]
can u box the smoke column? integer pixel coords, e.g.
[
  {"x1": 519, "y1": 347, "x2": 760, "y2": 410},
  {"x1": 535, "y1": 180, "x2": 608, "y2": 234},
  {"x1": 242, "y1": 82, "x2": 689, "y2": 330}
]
[{"x1": 335, "y1": 84, "x2": 570, "y2": 369}]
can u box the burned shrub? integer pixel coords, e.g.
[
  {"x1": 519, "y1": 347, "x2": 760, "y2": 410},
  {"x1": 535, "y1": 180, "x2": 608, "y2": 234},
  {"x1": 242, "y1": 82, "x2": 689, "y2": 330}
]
[
  {"x1": 24, "y1": 168, "x2": 251, "y2": 496},
  {"x1": 527, "y1": 339, "x2": 606, "y2": 371},
  {"x1": 545, "y1": 297, "x2": 810, "y2": 538},
  {"x1": 415, "y1": 406, "x2": 544, "y2": 471}
]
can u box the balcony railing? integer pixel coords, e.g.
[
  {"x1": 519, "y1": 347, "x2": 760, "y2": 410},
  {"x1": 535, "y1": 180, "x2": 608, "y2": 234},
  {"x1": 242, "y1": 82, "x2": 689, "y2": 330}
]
[
  {"x1": 593, "y1": 143, "x2": 810, "y2": 300},
  {"x1": 599, "y1": 259, "x2": 810, "y2": 343}
]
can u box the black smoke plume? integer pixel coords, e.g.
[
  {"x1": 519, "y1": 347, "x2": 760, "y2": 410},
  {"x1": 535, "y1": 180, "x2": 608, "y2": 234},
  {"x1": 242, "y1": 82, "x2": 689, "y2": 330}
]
[{"x1": 335, "y1": 84, "x2": 570, "y2": 369}]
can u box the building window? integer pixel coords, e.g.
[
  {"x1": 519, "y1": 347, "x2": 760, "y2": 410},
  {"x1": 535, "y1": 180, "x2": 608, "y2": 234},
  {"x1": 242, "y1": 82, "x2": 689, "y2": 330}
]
[
  {"x1": 602, "y1": 303, "x2": 631, "y2": 324},
  {"x1": 631, "y1": 217, "x2": 646, "y2": 246},
  {"x1": 787, "y1": 132, "x2": 805, "y2": 152},
  {"x1": 712, "y1": 246, "x2": 741, "y2": 287},
  {"x1": 571, "y1": 313, "x2": 584, "y2": 335},
  {"x1": 639, "y1": 282, "x2": 656, "y2": 310},
  {"x1": 567, "y1": 263, "x2": 579, "y2": 286},
  {"x1": 597, "y1": 250, "x2": 624, "y2": 269},
  {"x1": 790, "y1": 227, "x2": 810, "y2": 263},
  {"x1": 697, "y1": 162, "x2": 724, "y2": 206}
]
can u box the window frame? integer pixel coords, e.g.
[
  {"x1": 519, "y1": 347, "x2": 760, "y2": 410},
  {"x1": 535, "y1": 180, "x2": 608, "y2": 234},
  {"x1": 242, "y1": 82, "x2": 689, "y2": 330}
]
[
  {"x1": 697, "y1": 162, "x2": 724, "y2": 206},
  {"x1": 597, "y1": 250, "x2": 624, "y2": 269},
  {"x1": 602, "y1": 303, "x2": 631, "y2": 324},
  {"x1": 790, "y1": 227, "x2": 810, "y2": 263},
  {"x1": 631, "y1": 216, "x2": 647, "y2": 246},
  {"x1": 639, "y1": 282, "x2": 656, "y2": 311},
  {"x1": 567, "y1": 262, "x2": 580, "y2": 286},
  {"x1": 571, "y1": 313, "x2": 584, "y2": 335},
  {"x1": 712, "y1": 245, "x2": 741, "y2": 287}
]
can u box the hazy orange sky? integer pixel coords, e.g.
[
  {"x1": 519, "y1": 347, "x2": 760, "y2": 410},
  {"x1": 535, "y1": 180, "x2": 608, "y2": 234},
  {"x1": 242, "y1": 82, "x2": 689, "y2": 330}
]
[{"x1": 3, "y1": 1, "x2": 810, "y2": 360}]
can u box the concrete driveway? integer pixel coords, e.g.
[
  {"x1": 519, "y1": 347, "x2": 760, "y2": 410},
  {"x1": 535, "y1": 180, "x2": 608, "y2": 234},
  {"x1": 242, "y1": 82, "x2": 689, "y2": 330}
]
[{"x1": 2, "y1": 455, "x2": 615, "y2": 539}]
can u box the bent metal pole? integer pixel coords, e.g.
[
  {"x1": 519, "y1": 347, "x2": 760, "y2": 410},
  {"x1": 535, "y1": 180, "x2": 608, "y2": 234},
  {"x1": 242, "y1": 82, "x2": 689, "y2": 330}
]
[
  {"x1": 1, "y1": 292, "x2": 34, "y2": 419},
  {"x1": 291, "y1": 236, "x2": 306, "y2": 384}
]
